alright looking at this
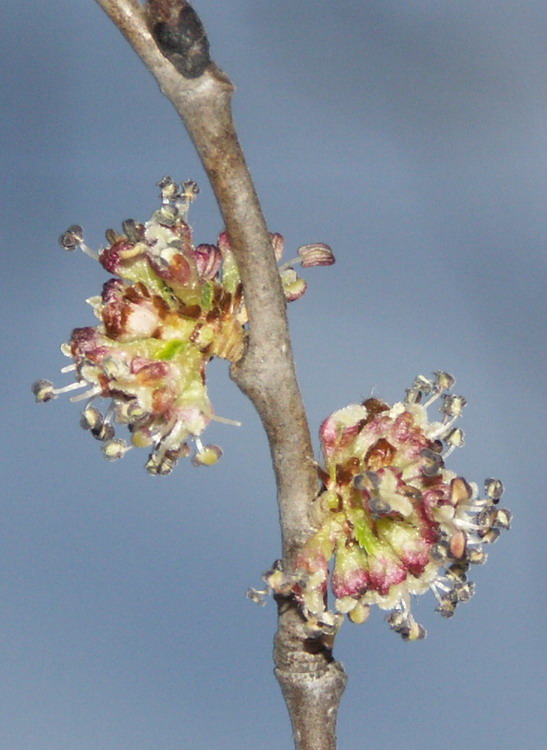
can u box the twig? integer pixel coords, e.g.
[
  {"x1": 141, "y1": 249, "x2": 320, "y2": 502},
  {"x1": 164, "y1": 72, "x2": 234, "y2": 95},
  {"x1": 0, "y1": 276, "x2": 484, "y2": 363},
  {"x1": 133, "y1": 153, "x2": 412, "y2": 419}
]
[{"x1": 93, "y1": 2, "x2": 347, "y2": 747}]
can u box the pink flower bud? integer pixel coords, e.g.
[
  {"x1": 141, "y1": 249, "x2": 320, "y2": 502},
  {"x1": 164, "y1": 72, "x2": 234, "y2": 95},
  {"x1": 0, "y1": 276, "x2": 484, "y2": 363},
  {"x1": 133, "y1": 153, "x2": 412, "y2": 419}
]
[
  {"x1": 297, "y1": 242, "x2": 335, "y2": 267},
  {"x1": 194, "y1": 243, "x2": 222, "y2": 279}
]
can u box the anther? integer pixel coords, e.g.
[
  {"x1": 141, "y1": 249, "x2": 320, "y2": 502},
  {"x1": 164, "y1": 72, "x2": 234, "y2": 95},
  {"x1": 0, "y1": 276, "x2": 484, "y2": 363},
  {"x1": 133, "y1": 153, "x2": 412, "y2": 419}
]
[
  {"x1": 91, "y1": 422, "x2": 115, "y2": 442},
  {"x1": 450, "y1": 476, "x2": 473, "y2": 506},
  {"x1": 444, "y1": 427, "x2": 465, "y2": 449},
  {"x1": 387, "y1": 610, "x2": 407, "y2": 631},
  {"x1": 58, "y1": 225, "x2": 84, "y2": 250},
  {"x1": 441, "y1": 394, "x2": 467, "y2": 419},
  {"x1": 246, "y1": 587, "x2": 268, "y2": 606},
  {"x1": 369, "y1": 496, "x2": 392, "y2": 516},
  {"x1": 354, "y1": 471, "x2": 379, "y2": 492},
  {"x1": 401, "y1": 620, "x2": 426, "y2": 641},
  {"x1": 121, "y1": 219, "x2": 144, "y2": 243},
  {"x1": 420, "y1": 448, "x2": 443, "y2": 476},
  {"x1": 105, "y1": 228, "x2": 123, "y2": 245},
  {"x1": 454, "y1": 581, "x2": 475, "y2": 603},
  {"x1": 405, "y1": 387, "x2": 422, "y2": 404},
  {"x1": 484, "y1": 478, "x2": 504, "y2": 503},
  {"x1": 449, "y1": 530, "x2": 467, "y2": 559},
  {"x1": 80, "y1": 405, "x2": 103, "y2": 431},
  {"x1": 297, "y1": 243, "x2": 335, "y2": 268},
  {"x1": 192, "y1": 444, "x2": 223, "y2": 466},
  {"x1": 493, "y1": 508, "x2": 512, "y2": 530},
  {"x1": 446, "y1": 563, "x2": 469, "y2": 582},
  {"x1": 479, "y1": 528, "x2": 501, "y2": 544},
  {"x1": 477, "y1": 508, "x2": 496, "y2": 528},
  {"x1": 157, "y1": 175, "x2": 179, "y2": 203},
  {"x1": 434, "y1": 371, "x2": 455, "y2": 391},
  {"x1": 431, "y1": 540, "x2": 450, "y2": 561},
  {"x1": 152, "y1": 205, "x2": 177, "y2": 226},
  {"x1": 145, "y1": 453, "x2": 177, "y2": 476},
  {"x1": 115, "y1": 401, "x2": 148, "y2": 426},
  {"x1": 348, "y1": 602, "x2": 370, "y2": 625},
  {"x1": 414, "y1": 375, "x2": 435, "y2": 394},
  {"x1": 467, "y1": 547, "x2": 488, "y2": 565},
  {"x1": 436, "y1": 597, "x2": 457, "y2": 618},
  {"x1": 102, "y1": 439, "x2": 131, "y2": 461},
  {"x1": 31, "y1": 379, "x2": 56, "y2": 402}
]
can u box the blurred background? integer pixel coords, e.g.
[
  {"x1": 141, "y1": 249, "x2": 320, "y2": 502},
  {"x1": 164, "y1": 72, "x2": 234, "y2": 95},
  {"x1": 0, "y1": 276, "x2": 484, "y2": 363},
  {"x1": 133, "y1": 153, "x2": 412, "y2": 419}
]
[{"x1": 2, "y1": 1, "x2": 546, "y2": 748}]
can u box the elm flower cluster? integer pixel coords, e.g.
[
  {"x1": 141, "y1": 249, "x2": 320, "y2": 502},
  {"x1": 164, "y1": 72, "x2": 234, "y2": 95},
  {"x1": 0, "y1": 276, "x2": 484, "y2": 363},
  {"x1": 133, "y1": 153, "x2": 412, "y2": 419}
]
[
  {"x1": 253, "y1": 372, "x2": 510, "y2": 640},
  {"x1": 33, "y1": 177, "x2": 334, "y2": 475}
]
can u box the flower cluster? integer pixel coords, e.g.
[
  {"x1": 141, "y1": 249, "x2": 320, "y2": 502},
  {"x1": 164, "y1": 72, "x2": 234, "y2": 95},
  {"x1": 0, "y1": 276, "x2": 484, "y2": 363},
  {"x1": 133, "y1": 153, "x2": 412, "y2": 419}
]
[
  {"x1": 252, "y1": 372, "x2": 510, "y2": 640},
  {"x1": 33, "y1": 177, "x2": 334, "y2": 475}
]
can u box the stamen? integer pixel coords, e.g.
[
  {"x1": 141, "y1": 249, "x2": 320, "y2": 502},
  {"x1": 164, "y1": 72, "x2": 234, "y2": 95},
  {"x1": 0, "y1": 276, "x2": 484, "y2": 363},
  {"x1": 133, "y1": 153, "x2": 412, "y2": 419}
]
[
  {"x1": 453, "y1": 518, "x2": 482, "y2": 532},
  {"x1": 70, "y1": 386, "x2": 103, "y2": 403},
  {"x1": 210, "y1": 414, "x2": 242, "y2": 427},
  {"x1": 429, "y1": 416, "x2": 459, "y2": 440},
  {"x1": 55, "y1": 380, "x2": 89, "y2": 395},
  {"x1": 59, "y1": 225, "x2": 99, "y2": 260},
  {"x1": 442, "y1": 444, "x2": 456, "y2": 460},
  {"x1": 432, "y1": 579, "x2": 452, "y2": 594},
  {"x1": 430, "y1": 584, "x2": 445, "y2": 604},
  {"x1": 422, "y1": 391, "x2": 441, "y2": 408},
  {"x1": 442, "y1": 427, "x2": 465, "y2": 458},
  {"x1": 414, "y1": 374, "x2": 435, "y2": 396},
  {"x1": 246, "y1": 587, "x2": 268, "y2": 606},
  {"x1": 277, "y1": 256, "x2": 300, "y2": 272},
  {"x1": 79, "y1": 242, "x2": 99, "y2": 261},
  {"x1": 58, "y1": 225, "x2": 84, "y2": 250}
]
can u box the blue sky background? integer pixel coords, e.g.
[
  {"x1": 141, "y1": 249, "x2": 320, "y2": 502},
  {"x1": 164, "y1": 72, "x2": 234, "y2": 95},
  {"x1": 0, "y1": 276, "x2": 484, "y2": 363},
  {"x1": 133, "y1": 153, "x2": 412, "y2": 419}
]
[{"x1": 2, "y1": 1, "x2": 546, "y2": 748}]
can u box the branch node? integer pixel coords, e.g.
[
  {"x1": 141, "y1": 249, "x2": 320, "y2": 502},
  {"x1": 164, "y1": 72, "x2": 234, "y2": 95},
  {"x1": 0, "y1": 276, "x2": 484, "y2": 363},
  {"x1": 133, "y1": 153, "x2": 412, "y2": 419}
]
[{"x1": 147, "y1": 0, "x2": 211, "y2": 78}]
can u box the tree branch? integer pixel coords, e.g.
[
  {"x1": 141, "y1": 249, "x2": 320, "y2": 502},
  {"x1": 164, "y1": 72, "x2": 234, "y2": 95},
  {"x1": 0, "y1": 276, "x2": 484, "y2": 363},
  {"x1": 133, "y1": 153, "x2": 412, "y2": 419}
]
[{"x1": 93, "y1": 2, "x2": 347, "y2": 746}]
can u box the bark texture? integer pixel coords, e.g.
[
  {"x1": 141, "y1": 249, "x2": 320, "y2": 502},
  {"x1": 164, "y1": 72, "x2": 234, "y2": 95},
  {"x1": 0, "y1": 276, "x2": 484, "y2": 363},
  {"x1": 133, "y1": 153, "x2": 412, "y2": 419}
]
[{"x1": 93, "y1": 2, "x2": 347, "y2": 747}]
